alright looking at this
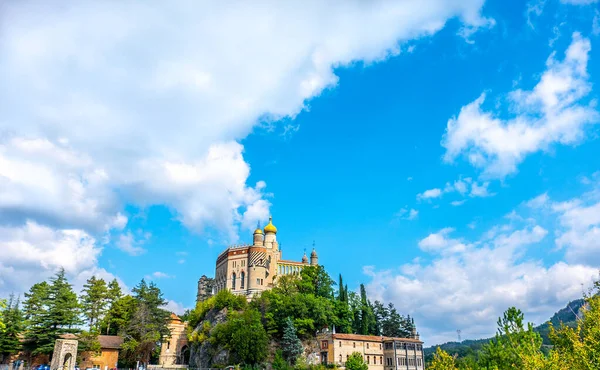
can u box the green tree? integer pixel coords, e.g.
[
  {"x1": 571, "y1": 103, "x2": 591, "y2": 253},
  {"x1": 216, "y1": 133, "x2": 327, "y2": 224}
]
[
  {"x1": 548, "y1": 279, "x2": 600, "y2": 369},
  {"x1": 80, "y1": 276, "x2": 109, "y2": 330},
  {"x1": 24, "y1": 269, "x2": 82, "y2": 356},
  {"x1": 211, "y1": 309, "x2": 268, "y2": 365},
  {"x1": 272, "y1": 350, "x2": 290, "y2": 370},
  {"x1": 297, "y1": 265, "x2": 335, "y2": 299},
  {"x1": 107, "y1": 279, "x2": 123, "y2": 304},
  {"x1": 0, "y1": 300, "x2": 5, "y2": 331},
  {"x1": 428, "y1": 347, "x2": 458, "y2": 370},
  {"x1": 100, "y1": 295, "x2": 136, "y2": 336},
  {"x1": 281, "y1": 317, "x2": 303, "y2": 365},
  {"x1": 0, "y1": 295, "x2": 24, "y2": 361},
  {"x1": 345, "y1": 352, "x2": 368, "y2": 370},
  {"x1": 478, "y1": 307, "x2": 547, "y2": 370},
  {"x1": 120, "y1": 280, "x2": 171, "y2": 367}
]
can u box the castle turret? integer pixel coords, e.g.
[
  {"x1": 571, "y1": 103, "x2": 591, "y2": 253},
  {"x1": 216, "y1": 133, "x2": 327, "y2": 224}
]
[
  {"x1": 302, "y1": 251, "x2": 308, "y2": 264},
  {"x1": 253, "y1": 223, "x2": 264, "y2": 246},
  {"x1": 263, "y1": 216, "x2": 277, "y2": 248},
  {"x1": 310, "y1": 248, "x2": 318, "y2": 266}
]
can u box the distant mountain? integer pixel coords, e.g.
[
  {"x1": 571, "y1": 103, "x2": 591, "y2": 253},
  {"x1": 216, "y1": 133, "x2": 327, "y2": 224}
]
[{"x1": 424, "y1": 298, "x2": 586, "y2": 362}]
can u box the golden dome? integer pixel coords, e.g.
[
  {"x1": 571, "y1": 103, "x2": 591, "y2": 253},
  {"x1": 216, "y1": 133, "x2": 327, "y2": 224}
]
[
  {"x1": 254, "y1": 228, "x2": 263, "y2": 235},
  {"x1": 264, "y1": 216, "x2": 277, "y2": 234}
]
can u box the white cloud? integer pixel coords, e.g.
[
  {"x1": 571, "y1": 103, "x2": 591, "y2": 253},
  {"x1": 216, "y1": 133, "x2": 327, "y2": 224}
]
[
  {"x1": 396, "y1": 208, "x2": 419, "y2": 221},
  {"x1": 451, "y1": 200, "x2": 467, "y2": 206},
  {"x1": 554, "y1": 196, "x2": 600, "y2": 265},
  {"x1": 420, "y1": 177, "x2": 492, "y2": 202},
  {"x1": 0, "y1": 221, "x2": 118, "y2": 296},
  {"x1": 365, "y1": 220, "x2": 596, "y2": 344},
  {"x1": 418, "y1": 227, "x2": 468, "y2": 254},
  {"x1": 407, "y1": 177, "x2": 414, "y2": 181},
  {"x1": 115, "y1": 231, "x2": 150, "y2": 256},
  {"x1": 470, "y1": 181, "x2": 492, "y2": 197},
  {"x1": 418, "y1": 188, "x2": 443, "y2": 200},
  {"x1": 442, "y1": 33, "x2": 598, "y2": 178},
  {"x1": 163, "y1": 300, "x2": 188, "y2": 315},
  {"x1": 526, "y1": 193, "x2": 550, "y2": 208},
  {"x1": 149, "y1": 271, "x2": 174, "y2": 279}
]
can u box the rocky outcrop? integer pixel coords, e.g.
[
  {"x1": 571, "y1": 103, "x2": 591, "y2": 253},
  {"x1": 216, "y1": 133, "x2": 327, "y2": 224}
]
[{"x1": 188, "y1": 308, "x2": 229, "y2": 368}]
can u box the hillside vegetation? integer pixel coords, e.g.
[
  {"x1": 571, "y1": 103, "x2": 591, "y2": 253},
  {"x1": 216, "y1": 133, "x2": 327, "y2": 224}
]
[{"x1": 185, "y1": 265, "x2": 416, "y2": 368}]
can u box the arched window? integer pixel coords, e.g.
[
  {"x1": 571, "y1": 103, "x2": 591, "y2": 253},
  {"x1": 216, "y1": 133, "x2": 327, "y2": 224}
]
[
  {"x1": 339, "y1": 354, "x2": 342, "y2": 363},
  {"x1": 367, "y1": 356, "x2": 370, "y2": 364},
  {"x1": 232, "y1": 273, "x2": 236, "y2": 290},
  {"x1": 240, "y1": 271, "x2": 245, "y2": 289}
]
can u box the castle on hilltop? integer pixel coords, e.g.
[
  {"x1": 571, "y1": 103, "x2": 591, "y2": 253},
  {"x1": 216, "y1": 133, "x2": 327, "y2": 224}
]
[{"x1": 197, "y1": 216, "x2": 318, "y2": 301}]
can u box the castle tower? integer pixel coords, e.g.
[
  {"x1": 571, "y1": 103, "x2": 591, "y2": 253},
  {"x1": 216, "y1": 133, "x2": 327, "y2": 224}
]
[
  {"x1": 310, "y1": 248, "x2": 318, "y2": 266},
  {"x1": 302, "y1": 251, "x2": 308, "y2": 264}
]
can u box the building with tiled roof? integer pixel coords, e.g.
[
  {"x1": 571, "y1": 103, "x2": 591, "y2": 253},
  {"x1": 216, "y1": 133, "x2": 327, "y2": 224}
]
[{"x1": 316, "y1": 332, "x2": 424, "y2": 370}]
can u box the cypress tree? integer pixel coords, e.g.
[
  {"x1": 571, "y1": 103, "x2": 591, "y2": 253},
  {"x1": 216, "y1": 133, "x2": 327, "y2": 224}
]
[{"x1": 281, "y1": 317, "x2": 303, "y2": 365}]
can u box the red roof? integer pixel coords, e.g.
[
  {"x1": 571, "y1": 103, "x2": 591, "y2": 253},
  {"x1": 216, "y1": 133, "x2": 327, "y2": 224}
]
[{"x1": 331, "y1": 333, "x2": 422, "y2": 344}]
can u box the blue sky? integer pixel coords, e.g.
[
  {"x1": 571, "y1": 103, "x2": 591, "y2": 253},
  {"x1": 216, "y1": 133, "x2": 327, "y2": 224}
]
[{"x1": 1, "y1": 0, "x2": 600, "y2": 344}]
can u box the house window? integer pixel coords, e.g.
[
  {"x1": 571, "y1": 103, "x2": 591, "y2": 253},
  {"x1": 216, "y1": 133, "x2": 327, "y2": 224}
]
[
  {"x1": 232, "y1": 273, "x2": 236, "y2": 290},
  {"x1": 367, "y1": 343, "x2": 369, "y2": 349},
  {"x1": 321, "y1": 340, "x2": 328, "y2": 350},
  {"x1": 240, "y1": 271, "x2": 245, "y2": 289},
  {"x1": 380, "y1": 356, "x2": 382, "y2": 365},
  {"x1": 339, "y1": 341, "x2": 342, "y2": 347},
  {"x1": 367, "y1": 356, "x2": 370, "y2": 364},
  {"x1": 339, "y1": 354, "x2": 342, "y2": 363},
  {"x1": 353, "y1": 342, "x2": 356, "y2": 348}
]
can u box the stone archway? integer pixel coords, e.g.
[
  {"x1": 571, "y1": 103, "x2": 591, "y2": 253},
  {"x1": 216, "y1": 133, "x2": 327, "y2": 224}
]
[
  {"x1": 179, "y1": 345, "x2": 190, "y2": 365},
  {"x1": 50, "y1": 339, "x2": 78, "y2": 370}
]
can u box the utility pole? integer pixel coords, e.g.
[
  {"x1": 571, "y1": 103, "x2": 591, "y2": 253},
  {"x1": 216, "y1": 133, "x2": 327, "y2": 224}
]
[{"x1": 456, "y1": 329, "x2": 462, "y2": 342}]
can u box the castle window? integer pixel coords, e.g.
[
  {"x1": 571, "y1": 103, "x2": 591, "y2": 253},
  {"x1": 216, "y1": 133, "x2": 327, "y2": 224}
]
[
  {"x1": 339, "y1": 341, "x2": 341, "y2": 347},
  {"x1": 380, "y1": 344, "x2": 382, "y2": 350},
  {"x1": 261, "y1": 279, "x2": 264, "y2": 285},
  {"x1": 353, "y1": 342, "x2": 355, "y2": 348},
  {"x1": 232, "y1": 273, "x2": 236, "y2": 290},
  {"x1": 167, "y1": 342, "x2": 170, "y2": 350},
  {"x1": 367, "y1": 356, "x2": 370, "y2": 364},
  {"x1": 367, "y1": 343, "x2": 369, "y2": 349},
  {"x1": 339, "y1": 354, "x2": 342, "y2": 363},
  {"x1": 240, "y1": 271, "x2": 245, "y2": 289},
  {"x1": 380, "y1": 356, "x2": 382, "y2": 365},
  {"x1": 257, "y1": 278, "x2": 260, "y2": 285}
]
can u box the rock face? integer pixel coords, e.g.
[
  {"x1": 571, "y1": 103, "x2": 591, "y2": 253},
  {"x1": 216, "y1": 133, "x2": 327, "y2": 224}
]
[{"x1": 188, "y1": 308, "x2": 229, "y2": 368}]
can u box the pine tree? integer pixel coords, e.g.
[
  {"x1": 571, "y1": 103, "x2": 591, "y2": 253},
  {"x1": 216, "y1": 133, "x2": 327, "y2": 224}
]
[
  {"x1": 107, "y1": 279, "x2": 123, "y2": 304},
  {"x1": 281, "y1": 317, "x2": 303, "y2": 365},
  {"x1": 23, "y1": 281, "x2": 51, "y2": 355},
  {"x1": 0, "y1": 295, "x2": 25, "y2": 360},
  {"x1": 80, "y1": 276, "x2": 109, "y2": 330},
  {"x1": 372, "y1": 301, "x2": 386, "y2": 336},
  {"x1": 120, "y1": 279, "x2": 170, "y2": 366},
  {"x1": 24, "y1": 268, "x2": 82, "y2": 355}
]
